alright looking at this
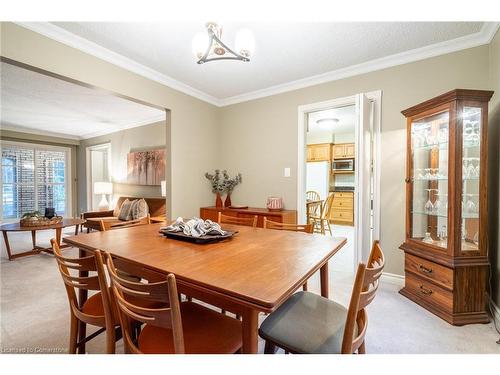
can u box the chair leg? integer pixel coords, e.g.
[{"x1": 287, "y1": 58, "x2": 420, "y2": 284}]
[
  {"x1": 326, "y1": 221, "x2": 332, "y2": 236},
  {"x1": 302, "y1": 281, "x2": 308, "y2": 291},
  {"x1": 264, "y1": 341, "x2": 278, "y2": 354},
  {"x1": 77, "y1": 321, "x2": 86, "y2": 354},
  {"x1": 358, "y1": 341, "x2": 366, "y2": 354},
  {"x1": 69, "y1": 314, "x2": 78, "y2": 354},
  {"x1": 105, "y1": 322, "x2": 116, "y2": 354}
]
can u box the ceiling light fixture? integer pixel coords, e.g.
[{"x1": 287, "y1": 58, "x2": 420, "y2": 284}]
[
  {"x1": 316, "y1": 118, "x2": 339, "y2": 126},
  {"x1": 192, "y1": 22, "x2": 255, "y2": 64}
]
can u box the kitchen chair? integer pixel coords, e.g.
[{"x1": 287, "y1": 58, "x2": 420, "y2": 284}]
[
  {"x1": 99, "y1": 214, "x2": 151, "y2": 231},
  {"x1": 217, "y1": 212, "x2": 258, "y2": 227},
  {"x1": 259, "y1": 240, "x2": 385, "y2": 354},
  {"x1": 51, "y1": 239, "x2": 118, "y2": 354},
  {"x1": 263, "y1": 217, "x2": 313, "y2": 291},
  {"x1": 306, "y1": 200, "x2": 323, "y2": 225},
  {"x1": 306, "y1": 191, "x2": 321, "y2": 202},
  {"x1": 105, "y1": 252, "x2": 243, "y2": 354},
  {"x1": 310, "y1": 193, "x2": 334, "y2": 235}
]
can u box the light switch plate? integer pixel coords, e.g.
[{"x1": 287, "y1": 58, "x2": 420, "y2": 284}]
[{"x1": 284, "y1": 167, "x2": 291, "y2": 177}]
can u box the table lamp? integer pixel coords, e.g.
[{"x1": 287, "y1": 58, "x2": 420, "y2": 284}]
[{"x1": 94, "y1": 182, "x2": 113, "y2": 211}]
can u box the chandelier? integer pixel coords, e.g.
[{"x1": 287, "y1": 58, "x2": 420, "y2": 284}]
[{"x1": 192, "y1": 22, "x2": 255, "y2": 64}]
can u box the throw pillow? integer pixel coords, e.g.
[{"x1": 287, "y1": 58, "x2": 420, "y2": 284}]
[
  {"x1": 132, "y1": 198, "x2": 149, "y2": 219},
  {"x1": 118, "y1": 199, "x2": 135, "y2": 221}
]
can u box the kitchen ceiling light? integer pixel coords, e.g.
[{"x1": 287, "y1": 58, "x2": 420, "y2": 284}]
[{"x1": 192, "y1": 22, "x2": 255, "y2": 64}]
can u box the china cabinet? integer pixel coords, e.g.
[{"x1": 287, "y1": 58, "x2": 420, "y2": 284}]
[{"x1": 399, "y1": 89, "x2": 494, "y2": 325}]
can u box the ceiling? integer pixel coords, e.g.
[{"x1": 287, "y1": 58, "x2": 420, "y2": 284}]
[
  {"x1": 0, "y1": 62, "x2": 165, "y2": 140},
  {"x1": 31, "y1": 21, "x2": 495, "y2": 106},
  {"x1": 308, "y1": 105, "x2": 356, "y2": 136}
]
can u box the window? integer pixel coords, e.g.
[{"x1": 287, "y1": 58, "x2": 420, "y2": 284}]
[{"x1": 1, "y1": 142, "x2": 71, "y2": 220}]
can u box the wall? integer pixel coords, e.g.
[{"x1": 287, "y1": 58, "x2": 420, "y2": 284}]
[
  {"x1": 1, "y1": 22, "x2": 220, "y2": 220},
  {"x1": 488, "y1": 28, "x2": 500, "y2": 305},
  {"x1": 218, "y1": 45, "x2": 491, "y2": 276},
  {"x1": 78, "y1": 121, "x2": 166, "y2": 212},
  {"x1": 0, "y1": 129, "x2": 79, "y2": 217}
]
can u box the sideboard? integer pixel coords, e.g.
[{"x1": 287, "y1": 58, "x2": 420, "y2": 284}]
[{"x1": 200, "y1": 206, "x2": 297, "y2": 228}]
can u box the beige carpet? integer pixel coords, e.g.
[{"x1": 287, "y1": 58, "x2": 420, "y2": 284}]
[{"x1": 1, "y1": 226, "x2": 499, "y2": 354}]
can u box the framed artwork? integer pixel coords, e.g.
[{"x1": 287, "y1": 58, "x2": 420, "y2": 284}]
[{"x1": 127, "y1": 149, "x2": 165, "y2": 185}]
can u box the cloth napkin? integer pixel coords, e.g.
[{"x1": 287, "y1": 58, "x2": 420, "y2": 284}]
[{"x1": 161, "y1": 217, "x2": 227, "y2": 238}]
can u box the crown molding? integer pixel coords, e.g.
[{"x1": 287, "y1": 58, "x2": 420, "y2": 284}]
[
  {"x1": 1, "y1": 123, "x2": 82, "y2": 140},
  {"x1": 15, "y1": 22, "x2": 500, "y2": 108},
  {"x1": 219, "y1": 22, "x2": 500, "y2": 106},
  {"x1": 15, "y1": 22, "x2": 221, "y2": 107}
]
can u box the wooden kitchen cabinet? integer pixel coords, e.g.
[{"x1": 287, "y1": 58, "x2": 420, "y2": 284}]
[
  {"x1": 329, "y1": 191, "x2": 354, "y2": 226},
  {"x1": 332, "y1": 143, "x2": 355, "y2": 159},
  {"x1": 306, "y1": 143, "x2": 331, "y2": 162}
]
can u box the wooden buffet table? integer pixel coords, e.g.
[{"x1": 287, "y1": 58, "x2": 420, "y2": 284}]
[
  {"x1": 63, "y1": 223, "x2": 346, "y2": 353},
  {"x1": 1, "y1": 218, "x2": 85, "y2": 260},
  {"x1": 200, "y1": 206, "x2": 297, "y2": 228}
]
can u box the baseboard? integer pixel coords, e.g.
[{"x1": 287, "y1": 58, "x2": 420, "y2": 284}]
[{"x1": 380, "y1": 272, "x2": 405, "y2": 287}]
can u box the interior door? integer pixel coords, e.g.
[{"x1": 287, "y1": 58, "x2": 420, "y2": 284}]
[{"x1": 355, "y1": 94, "x2": 374, "y2": 263}]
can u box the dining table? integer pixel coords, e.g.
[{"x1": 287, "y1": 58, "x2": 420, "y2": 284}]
[{"x1": 63, "y1": 222, "x2": 346, "y2": 354}]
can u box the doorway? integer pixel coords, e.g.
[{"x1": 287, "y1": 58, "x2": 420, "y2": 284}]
[
  {"x1": 86, "y1": 143, "x2": 111, "y2": 211},
  {"x1": 297, "y1": 91, "x2": 382, "y2": 272}
]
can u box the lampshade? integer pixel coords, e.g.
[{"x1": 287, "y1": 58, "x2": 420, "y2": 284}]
[
  {"x1": 192, "y1": 31, "x2": 209, "y2": 58},
  {"x1": 161, "y1": 180, "x2": 166, "y2": 197},
  {"x1": 94, "y1": 181, "x2": 113, "y2": 195},
  {"x1": 235, "y1": 28, "x2": 255, "y2": 57}
]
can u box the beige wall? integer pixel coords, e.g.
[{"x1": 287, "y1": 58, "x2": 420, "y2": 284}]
[
  {"x1": 488, "y1": 29, "x2": 500, "y2": 305},
  {"x1": 218, "y1": 46, "x2": 491, "y2": 276},
  {"x1": 78, "y1": 121, "x2": 166, "y2": 212},
  {"x1": 1, "y1": 22, "x2": 219, "y2": 220}
]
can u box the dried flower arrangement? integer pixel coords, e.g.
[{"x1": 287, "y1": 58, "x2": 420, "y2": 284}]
[{"x1": 205, "y1": 170, "x2": 243, "y2": 207}]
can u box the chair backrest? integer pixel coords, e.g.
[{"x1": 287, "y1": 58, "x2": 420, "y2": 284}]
[
  {"x1": 217, "y1": 212, "x2": 258, "y2": 228},
  {"x1": 306, "y1": 191, "x2": 321, "y2": 202},
  {"x1": 306, "y1": 200, "x2": 322, "y2": 218},
  {"x1": 113, "y1": 197, "x2": 166, "y2": 217},
  {"x1": 99, "y1": 214, "x2": 151, "y2": 231},
  {"x1": 321, "y1": 193, "x2": 335, "y2": 219},
  {"x1": 105, "y1": 253, "x2": 184, "y2": 354},
  {"x1": 263, "y1": 217, "x2": 313, "y2": 234},
  {"x1": 341, "y1": 240, "x2": 385, "y2": 354},
  {"x1": 50, "y1": 239, "x2": 113, "y2": 327}
]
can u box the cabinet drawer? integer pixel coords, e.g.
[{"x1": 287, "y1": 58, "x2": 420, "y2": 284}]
[
  {"x1": 333, "y1": 192, "x2": 353, "y2": 199},
  {"x1": 332, "y1": 198, "x2": 353, "y2": 208},
  {"x1": 405, "y1": 274, "x2": 453, "y2": 312},
  {"x1": 405, "y1": 254, "x2": 453, "y2": 290},
  {"x1": 330, "y1": 210, "x2": 353, "y2": 222}
]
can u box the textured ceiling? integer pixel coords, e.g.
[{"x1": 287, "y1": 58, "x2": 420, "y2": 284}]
[
  {"x1": 53, "y1": 22, "x2": 484, "y2": 99},
  {"x1": 0, "y1": 62, "x2": 165, "y2": 139}
]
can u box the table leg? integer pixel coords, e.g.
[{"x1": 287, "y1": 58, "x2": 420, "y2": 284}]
[
  {"x1": 31, "y1": 231, "x2": 36, "y2": 250},
  {"x1": 241, "y1": 308, "x2": 259, "y2": 354},
  {"x1": 77, "y1": 247, "x2": 89, "y2": 354},
  {"x1": 2, "y1": 231, "x2": 13, "y2": 261},
  {"x1": 320, "y1": 262, "x2": 329, "y2": 298},
  {"x1": 74, "y1": 225, "x2": 79, "y2": 236},
  {"x1": 55, "y1": 227, "x2": 62, "y2": 247}
]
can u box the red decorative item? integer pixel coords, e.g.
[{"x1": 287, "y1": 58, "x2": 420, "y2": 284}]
[
  {"x1": 224, "y1": 193, "x2": 232, "y2": 208},
  {"x1": 266, "y1": 197, "x2": 283, "y2": 211},
  {"x1": 215, "y1": 192, "x2": 223, "y2": 208}
]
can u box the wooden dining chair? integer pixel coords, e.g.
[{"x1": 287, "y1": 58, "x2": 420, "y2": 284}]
[
  {"x1": 306, "y1": 191, "x2": 321, "y2": 202},
  {"x1": 105, "y1": 252, "x2": 243, "y2": 354},
  {"x1": 99, "y1": 214, "x2": 151, "y2": 231},
  {"x1": 263, "y1": 217, "x2": 313, "y2": 291},
  {"x1": 217, "y1": 212, "x2": 258, "y2": 228},
  {"x1": 306, "y1": 200, "x2": 322, "y2": 225},
  {"x1": 259, "y1": 240, "x2": 385, "y2": 354},
  {"x1": 51, "y1": 239, "x2": 118, "y2": 354},
  {"x1": 310, "y1": 193, "x2": 334, "y2": 235}
]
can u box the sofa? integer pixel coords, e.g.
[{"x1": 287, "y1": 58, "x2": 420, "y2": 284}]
[{"x1": 81, "y1": 196, "x2": 166, "y2": 232}]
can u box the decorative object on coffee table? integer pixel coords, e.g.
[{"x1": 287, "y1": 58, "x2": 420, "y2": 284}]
[
  {"x1": 44, "y1": 207, "x2": 55, "y2": 219},
  {"x1": 267, "y1": 197, "x2": 283, "y2": 211},
  {"x1": 20, "y1": 211, "x2": 63, "y2": 227}
]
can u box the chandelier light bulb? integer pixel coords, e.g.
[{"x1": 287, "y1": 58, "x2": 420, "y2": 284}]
[
  {"x1": 235, "y1": 28, "x2": 255, "y2": 58},
  {"x1": 192, "y1": 32, "x2": 209, "y2": 59}
]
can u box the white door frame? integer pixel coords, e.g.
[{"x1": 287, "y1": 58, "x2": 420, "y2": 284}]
[
  {"x1": 85, "y1": 143, "x2": 112, "y2": 211},
  {"x1": 297, "y1": 90, "x2": 382, "y2": 268}
]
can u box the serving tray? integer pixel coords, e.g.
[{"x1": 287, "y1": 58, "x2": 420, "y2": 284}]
[{"x1": 159, "y1": 230, "x2": 237, "y2": 244}]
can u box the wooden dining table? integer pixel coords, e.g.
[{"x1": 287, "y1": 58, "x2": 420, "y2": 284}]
[{"x1": 63, "y1": 223, "x2": 346, "y2": 354}]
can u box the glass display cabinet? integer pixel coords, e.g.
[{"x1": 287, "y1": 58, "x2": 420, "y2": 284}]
[{"x1": 399, "y1": 89, "x2": 493, "y2": 325}]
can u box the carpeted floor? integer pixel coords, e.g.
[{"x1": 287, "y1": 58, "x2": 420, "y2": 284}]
[{"x1": 1, "y1": 226, "x2": 499, "y2": 354}]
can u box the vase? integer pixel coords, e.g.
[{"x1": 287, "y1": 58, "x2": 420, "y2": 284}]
[
  {"x1": 215, "y1": 192, "x2": 223, "y2": 208},
  {"x1": 224, "y1": 193, "x2": 232, "y2": 208}
]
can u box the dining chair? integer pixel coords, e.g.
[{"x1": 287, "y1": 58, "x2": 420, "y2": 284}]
[
  {"x1": 51, "y1": 239, "x2": 118, "y2": 354},
  {"x1": 259, "y1": 240, "x2": 385, "y2": 354},
  {"x1": 310, "y1": 193, "x2": 334, "y2": 235},
  {"x1": 306, "y1": 191, "x2": 321, "y2": 202},
  {"x1": 217, "y1": 212, "x2": 258, "y2": 227},
  {"x1": 306, "y1": 200, "x2": 322, "y2": 226},
  {"x1": 99, "y1": 214, "x2": 151, "y2": 231},
  {"x1": 263, "y1": 217, "x2": 313, "y2": 291},
  {"x1": 105, "y1": 252, "x2": 243, "y2": 354}
]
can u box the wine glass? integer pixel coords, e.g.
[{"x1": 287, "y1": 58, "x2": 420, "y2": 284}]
[
  {"x1": 433, "y1": 192, "x2": 442, "y2": 215},
  {"x1": 465, "y1": 194, "x2": 476, "y2": 214},
  {"x1": 462, "y1": 158, "x2": 469, "y2": 179},
  {"x1": 424, "y1": 189, "x2": 434, "y2": 214}
]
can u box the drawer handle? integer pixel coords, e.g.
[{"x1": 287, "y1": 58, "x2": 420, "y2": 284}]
[
  {"x1": 419, "y1": 285, "x2": 433, "y2": 295},
  {"x1": 419, "y1": 264, "x2": 433, "y2": 274}
]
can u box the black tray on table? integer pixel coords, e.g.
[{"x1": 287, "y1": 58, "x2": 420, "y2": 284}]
[{"x1": 159, "y1": 229, "x2": 237, "y2": 244}]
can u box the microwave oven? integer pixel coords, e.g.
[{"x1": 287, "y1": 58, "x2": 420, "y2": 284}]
[{"x1": 332, "y1": 159, "x2": 354, "y2": 172}]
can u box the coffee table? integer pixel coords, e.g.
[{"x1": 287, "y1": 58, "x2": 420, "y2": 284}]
[{"x1": 1, "y1": 218, "x2": 85, "y2": 260}]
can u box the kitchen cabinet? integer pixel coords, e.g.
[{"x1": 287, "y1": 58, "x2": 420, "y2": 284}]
[
  {"x1": 306, "y1": 143, "x2": 331, "y2": 162},
  {"x1": 332, "y1": 143, "x2": 355, "y2": 159},
  {"x1": 329, "y1": 191, "x2": 354, "y2": 226}
]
